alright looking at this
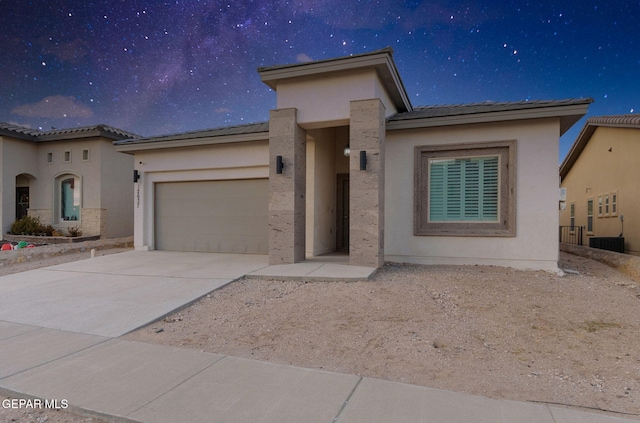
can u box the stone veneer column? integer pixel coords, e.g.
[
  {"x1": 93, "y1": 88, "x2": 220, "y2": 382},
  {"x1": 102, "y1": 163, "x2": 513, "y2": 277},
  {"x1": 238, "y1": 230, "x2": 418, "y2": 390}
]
[
  {"x1": 268, "y1": 108, "x2": 306, "y2": 264},
  {"x1": 349, "y1": 99, "x2": 385, "y2": 268}
]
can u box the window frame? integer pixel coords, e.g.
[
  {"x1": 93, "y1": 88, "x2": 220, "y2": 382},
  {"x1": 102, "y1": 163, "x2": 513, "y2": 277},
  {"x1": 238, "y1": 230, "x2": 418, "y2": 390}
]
[
  {"x1": 53, "y1": 173, "x2": 82, "y2": 225},
  {"x1": 63, "y1": 150, "x2": 72, "y2": 163},
  {"x1": 604, "y1": 194, "x2": 610, "y2": 216},
  {"x1": 82, "y1": 149, "x2": 90, "y2": 161},
  {"x1": 586, "y1": 198, "x2": 594, "y2": 233},
  {"x1": 597, "y1": 195, "x2": 603, "y2": 217},
  {"x1": 414, "y1": 140, "x2": 516, "y2": 237},
  {"x1": 570, "y1": 202, "x2": 576, "y2": 232},
  {"x1": 46, "y1": 152, "x2": 53, "y2": 164},
  {"x1": 610, "y1": 191, "x2": 618, "y2": 216}
]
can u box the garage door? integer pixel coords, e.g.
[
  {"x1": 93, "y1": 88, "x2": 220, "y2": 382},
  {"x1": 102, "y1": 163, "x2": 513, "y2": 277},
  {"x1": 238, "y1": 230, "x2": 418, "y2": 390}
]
[{"x1": 154, "y1": 179, "x2": 268, "y2": 254}]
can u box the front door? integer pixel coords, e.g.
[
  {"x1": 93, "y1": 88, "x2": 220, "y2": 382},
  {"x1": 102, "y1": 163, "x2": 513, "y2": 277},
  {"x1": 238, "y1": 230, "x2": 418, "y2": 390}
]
[
  {"x1": 336, "y1": 174, "x2": 349, "y2": 251},
  {"x1": 16, "y1": 187, "x2": 29, "y2": 220}
]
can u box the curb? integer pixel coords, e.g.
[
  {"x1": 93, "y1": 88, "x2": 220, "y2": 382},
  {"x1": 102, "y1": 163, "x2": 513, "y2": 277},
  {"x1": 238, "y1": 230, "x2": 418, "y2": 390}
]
[{"x1": 0, "y1": 237, "x2": 133, "y2": 267}]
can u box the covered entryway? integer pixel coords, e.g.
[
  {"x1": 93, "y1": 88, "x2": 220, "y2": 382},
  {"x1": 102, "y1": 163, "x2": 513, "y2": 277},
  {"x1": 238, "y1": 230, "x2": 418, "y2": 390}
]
[{"x1": 154, "y1": 179, "x2": 268, "y2": 254}]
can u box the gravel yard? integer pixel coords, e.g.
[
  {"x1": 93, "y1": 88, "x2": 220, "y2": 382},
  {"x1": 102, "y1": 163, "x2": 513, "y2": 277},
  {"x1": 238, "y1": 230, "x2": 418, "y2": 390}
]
[
  {"x1": 1, "y1": 247, "x2": 639, "y2": 421},
  {"x1": 124, "y1": 252, "x2": 640, "y2": 420}
]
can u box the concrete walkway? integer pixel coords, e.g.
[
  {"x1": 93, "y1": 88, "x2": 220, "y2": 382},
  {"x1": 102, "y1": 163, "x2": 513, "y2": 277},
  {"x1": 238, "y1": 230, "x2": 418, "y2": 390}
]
[{"x1": 0, "y1": 251, "x2": 636, "y2": 422}]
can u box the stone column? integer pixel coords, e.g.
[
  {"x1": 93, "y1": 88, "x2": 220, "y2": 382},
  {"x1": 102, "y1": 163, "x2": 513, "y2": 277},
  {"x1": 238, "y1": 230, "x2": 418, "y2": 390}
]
[
  {"x1": 268, "y1": 108, "x2": 306, "y2": 264},
  {"x1": 349, "y1": 99, "x2": 385, "y2": 268}
]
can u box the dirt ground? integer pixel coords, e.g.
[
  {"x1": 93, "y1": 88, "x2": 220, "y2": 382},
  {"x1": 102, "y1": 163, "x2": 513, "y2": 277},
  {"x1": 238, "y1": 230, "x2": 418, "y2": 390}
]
[
  {"x1": 123, "y1": 252, "x2": 640, "y2": 420},
  {"x1": 1, "y1": 248, "x2": 640, "y2": 421}
]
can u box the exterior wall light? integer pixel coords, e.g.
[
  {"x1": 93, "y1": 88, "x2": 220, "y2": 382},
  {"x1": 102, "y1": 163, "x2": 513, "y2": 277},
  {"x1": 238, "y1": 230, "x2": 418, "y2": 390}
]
[
  {"x1": 133, "y1": 169, "x2": 141, "y2": 182},
  {"x1": 276, "y1": 155, "x2": 285, "y2": 174},
  {"x1": 360, "y1": 150, "x2": 367, "y2": 170},
  {"x1": 343, "y1": 144, "x2": 350, "y2": 157}
]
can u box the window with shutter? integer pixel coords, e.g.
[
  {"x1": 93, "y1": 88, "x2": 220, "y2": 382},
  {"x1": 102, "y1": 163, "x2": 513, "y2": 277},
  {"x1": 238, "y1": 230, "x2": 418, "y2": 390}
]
[{"x1": 415, "y1": 140, "x2": 516, "y2": 237}]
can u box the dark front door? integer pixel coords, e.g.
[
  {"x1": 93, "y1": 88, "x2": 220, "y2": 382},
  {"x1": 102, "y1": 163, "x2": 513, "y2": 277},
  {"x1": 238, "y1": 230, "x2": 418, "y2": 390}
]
[
  {"x1": 336, "y1": 174, "x2": 349, "y2": 251},
  {"x1": 16, "y1": 187, "x2": 29, "y2": 220}
]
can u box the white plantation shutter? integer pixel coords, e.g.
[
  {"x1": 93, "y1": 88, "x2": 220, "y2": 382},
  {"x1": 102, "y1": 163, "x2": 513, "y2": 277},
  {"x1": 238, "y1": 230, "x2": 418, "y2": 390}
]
[{"x1": 429, "y1": 156, "x2": 499, "y2": 221}]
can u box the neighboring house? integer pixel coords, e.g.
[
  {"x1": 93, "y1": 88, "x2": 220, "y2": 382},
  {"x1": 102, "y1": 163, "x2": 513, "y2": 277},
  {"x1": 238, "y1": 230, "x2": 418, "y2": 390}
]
[
  {"x1": 0, "y1": 123, "x2": 138, "y2": 238},
  {"x1": 559, "y1": 114, "x2": 640, "y2": 255},
  {"x1": 114, "y1": 48, "x2": 591, "y2": 271}
]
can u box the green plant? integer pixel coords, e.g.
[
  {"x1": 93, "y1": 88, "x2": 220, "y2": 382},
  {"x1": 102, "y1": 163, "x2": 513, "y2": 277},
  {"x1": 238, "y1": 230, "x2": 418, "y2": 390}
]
[
  {"x1": 10, "y1": 216, "x2": 45, "y2": 235},
  {"x1": 67, "y1": 226, "x2": 83, "y2": 237}
]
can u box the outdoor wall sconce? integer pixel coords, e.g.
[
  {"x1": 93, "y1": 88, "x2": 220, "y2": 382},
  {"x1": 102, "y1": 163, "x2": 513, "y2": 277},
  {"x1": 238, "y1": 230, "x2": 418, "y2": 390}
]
[
  {"x1": 276, "y1": 155, "x2": 285, "y2": 174},
  {"x1": 133, "y1": 169, "x2": 141, "y2": 182},
  {"x1": 343, "y1": 144, "x2": 350, "y2": 157},
  {"x1": 360, "y1": 150, "x2": 367, "y2": 170}
]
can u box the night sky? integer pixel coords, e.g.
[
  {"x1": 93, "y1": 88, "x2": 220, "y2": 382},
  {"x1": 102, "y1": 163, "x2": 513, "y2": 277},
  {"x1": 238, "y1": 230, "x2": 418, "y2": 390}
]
[{"x1": 1, "y1": 1, "x2": 638, "y2": 160}]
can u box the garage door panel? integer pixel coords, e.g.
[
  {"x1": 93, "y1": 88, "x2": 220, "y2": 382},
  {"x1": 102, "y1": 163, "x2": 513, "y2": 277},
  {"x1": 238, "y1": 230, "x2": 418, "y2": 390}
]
[{"x1": 155, "y1": 179, "x2": 268, "y2": 254}]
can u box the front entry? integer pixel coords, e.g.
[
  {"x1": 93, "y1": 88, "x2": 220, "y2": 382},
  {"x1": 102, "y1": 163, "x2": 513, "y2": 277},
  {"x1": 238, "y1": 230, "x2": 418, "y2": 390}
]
[
  {"x1": 16, "y1": 187, "x2": 29, "y2": 220},
  {"x1": 336, "y1": 174, "x2": 349, "y2": 251}
]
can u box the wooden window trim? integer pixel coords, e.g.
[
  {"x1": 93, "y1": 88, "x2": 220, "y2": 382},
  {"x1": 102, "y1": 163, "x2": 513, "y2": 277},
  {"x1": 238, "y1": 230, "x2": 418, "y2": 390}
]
[{"x1": 414, "y1": 140, "x2": 516, "y2": 237}]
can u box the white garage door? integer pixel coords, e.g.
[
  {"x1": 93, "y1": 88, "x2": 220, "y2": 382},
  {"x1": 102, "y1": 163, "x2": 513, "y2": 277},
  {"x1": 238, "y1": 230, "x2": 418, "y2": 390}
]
[{"x1": 154, "y1": 179, "x2": 268, "y2": 254}]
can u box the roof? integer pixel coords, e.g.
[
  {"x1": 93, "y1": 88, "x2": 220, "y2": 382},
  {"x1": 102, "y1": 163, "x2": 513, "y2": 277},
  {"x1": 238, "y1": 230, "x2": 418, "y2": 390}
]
[
  {"x1": 560, "y1": 114, "x2": 640, "y2": 179},
  {"x1": 0, "y1": 122, "x2": 139, "y2": 142},
  {"x1": 113, "y1": 122, "x2": 269, "y2": 152},
  {"x1": 387, "y1": 98, "x2": 593, "y2": 135},
  {"x1": 258, "y1": 47, "x2": 412, "y2": 114},
  {"x1": 114, "y1": 99, "x2": 593, "y2": 153}
]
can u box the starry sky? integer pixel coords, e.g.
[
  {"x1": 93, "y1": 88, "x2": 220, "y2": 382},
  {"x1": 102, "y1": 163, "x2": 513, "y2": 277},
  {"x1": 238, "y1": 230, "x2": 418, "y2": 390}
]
[{"x1": 1, "y1": 0, "x2": 638, "y2": 160}]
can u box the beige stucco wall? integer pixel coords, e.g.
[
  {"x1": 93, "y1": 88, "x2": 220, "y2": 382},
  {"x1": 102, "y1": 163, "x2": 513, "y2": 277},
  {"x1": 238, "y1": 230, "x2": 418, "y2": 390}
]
[
  {"x1": 275, "y1": 69, "x2": 397, "y2": 128},
  {"x1": 1, "y1": 136, "x2": 133, "y2": 238},
  {"x1": 0, "y1": 137, "x2": 39, "y2": 235},
  {"x1": 305, "y1": 128, "x2": 339, "y2": 256},
  {"x1": 560, "y1": 126, "x2": 639, "y2": 255},
  {"x1": 30, "y1": 138, "x2": 131, "y2": 237},
  {"x1": 98, "y1": 142, "x2": 134, "y2": 237},
  {"x1": 385, "y1": 118, "x2": 562, "y2": 271},
  {"x1": 132, "y1": 140, "x2": 269, "y2": 250}
]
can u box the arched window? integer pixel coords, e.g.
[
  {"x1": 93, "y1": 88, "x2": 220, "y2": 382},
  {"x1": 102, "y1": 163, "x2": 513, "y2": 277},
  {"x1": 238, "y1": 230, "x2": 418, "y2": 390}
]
[{"x1": 55, "y1": 174, "x2": 81, "y2": 223}]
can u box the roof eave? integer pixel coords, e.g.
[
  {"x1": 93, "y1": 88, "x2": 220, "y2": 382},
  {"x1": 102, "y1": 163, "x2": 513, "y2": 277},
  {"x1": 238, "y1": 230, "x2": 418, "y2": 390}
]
[
  {"x1": 559, "y1": 123, "x2": 596, "y2": 179},
  {"x1": 114, "y1": 131, "x2": 269, "y2": 153},
  {"x1": 387, "y1": 102, "x2": 591, "y2": 133}
]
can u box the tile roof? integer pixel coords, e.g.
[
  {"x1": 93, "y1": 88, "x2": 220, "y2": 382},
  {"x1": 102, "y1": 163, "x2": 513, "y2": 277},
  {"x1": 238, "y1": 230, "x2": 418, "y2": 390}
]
[
  {"x1": 0, "y1": 122, "x2": 139, "y2": 141},
  {"x1": 113, "y1": 122, "x2": 269, "y2": 147},
  {"x1": 586, "y1": 114, "x2": 640, "y2": 127},
  {"x1": 388, "y1": 98, "x2": 593, "y2": 122}
]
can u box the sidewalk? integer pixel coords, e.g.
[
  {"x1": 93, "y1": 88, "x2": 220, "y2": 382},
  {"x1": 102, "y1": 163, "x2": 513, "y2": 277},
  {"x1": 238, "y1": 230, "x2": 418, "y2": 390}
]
[
  {"x1": 0, "y1": 250, "x2": 638, "y2": 422},
  {"x1": 0, "y1": 321, "x2": 635, "y2": 423}
]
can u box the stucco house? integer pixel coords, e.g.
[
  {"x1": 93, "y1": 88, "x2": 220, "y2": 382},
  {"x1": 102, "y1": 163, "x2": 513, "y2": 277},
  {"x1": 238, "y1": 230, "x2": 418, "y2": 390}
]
[
  {"x1": 115, "y1": 48, "x2": 591, "y2": 271},
  {"x1": 559, "y1": 114, "x2": 640, "y2": 255},
  {"x1": 0, "y1": 123, "x2": 137, "y2": 238}
]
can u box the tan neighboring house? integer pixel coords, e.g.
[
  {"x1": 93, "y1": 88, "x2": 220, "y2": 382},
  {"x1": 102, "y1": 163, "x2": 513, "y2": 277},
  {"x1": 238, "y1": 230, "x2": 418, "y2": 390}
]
[
  {"x1": 0, "y1": 123, "x2": 137, "y2": 238},
  {"x1": 115, "y1": 48, "x2": 591, "y2": 271},
  {"x1": 559, "y1": 114, "x2": 640, "y2": 255}
]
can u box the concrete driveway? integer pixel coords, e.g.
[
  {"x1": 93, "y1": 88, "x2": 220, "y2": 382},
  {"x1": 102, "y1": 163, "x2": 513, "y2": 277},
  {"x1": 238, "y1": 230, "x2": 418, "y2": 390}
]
[{"x1": 0, "y1": 251, "x2": 269, "y2": 337}]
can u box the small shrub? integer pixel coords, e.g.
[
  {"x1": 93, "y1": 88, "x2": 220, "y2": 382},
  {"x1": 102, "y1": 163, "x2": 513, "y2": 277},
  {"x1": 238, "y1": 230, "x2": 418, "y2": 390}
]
[
  {"x1": 10, "y1": 216, "x2": 45, "y2": 235},
  {"x1": 67, "y1": 226, "x2": 82, "y2": 237},
  {"x1": 41, "y1": 224, "x2": 55, "y2": 236}
]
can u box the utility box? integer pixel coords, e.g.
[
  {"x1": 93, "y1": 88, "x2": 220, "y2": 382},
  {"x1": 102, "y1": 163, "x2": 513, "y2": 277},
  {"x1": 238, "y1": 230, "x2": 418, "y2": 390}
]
[{"x1": 589, "y1": 237, "x2": 625, "y2": 253}]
